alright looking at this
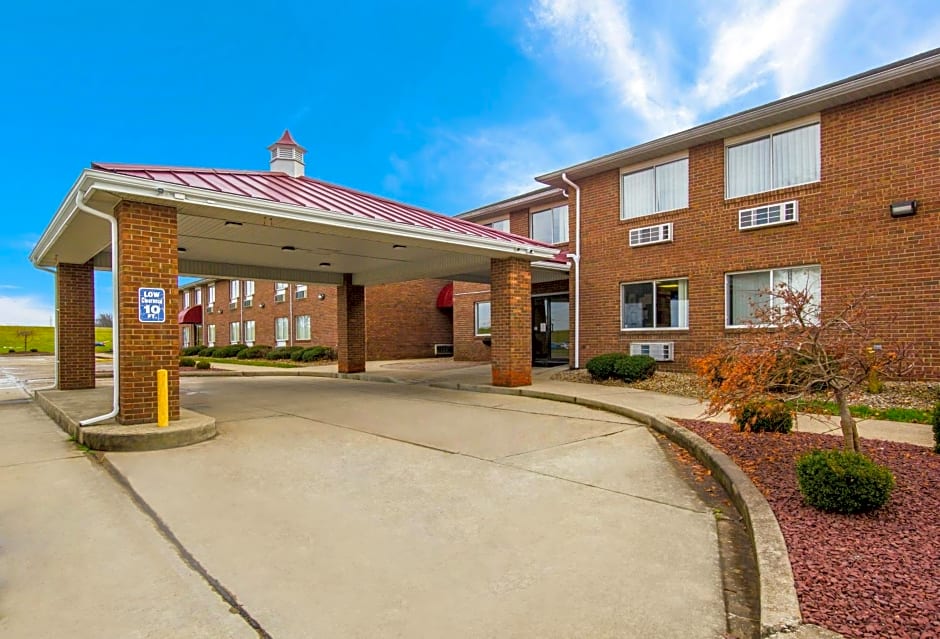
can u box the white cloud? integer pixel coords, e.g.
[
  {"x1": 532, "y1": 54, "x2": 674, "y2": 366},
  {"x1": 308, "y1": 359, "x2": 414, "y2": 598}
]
[
  {"x1": 694, "y1": 0, "x2": 849, "y2": 108},
  {"x1": 0, "y1": 295, "x2": 54, "y2": 326},
  {"x1": 531, "y1": 0, "x2": 695, "y2": 136}
]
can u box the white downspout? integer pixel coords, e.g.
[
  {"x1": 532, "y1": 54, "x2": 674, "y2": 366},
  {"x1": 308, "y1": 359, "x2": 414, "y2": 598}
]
[
  {"x1": 561, "y1": 173, "x2": 581, "y2": 369},
  {"x1": 33, "y1": 265, "x2": 59, "y2": 391},
  {"x1": 74, "y1": 191, "x2": 120, "y2": 426}
]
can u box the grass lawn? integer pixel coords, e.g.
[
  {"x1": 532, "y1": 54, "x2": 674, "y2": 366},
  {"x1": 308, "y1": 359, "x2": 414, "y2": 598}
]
[
  {"x1": 188, "y1": 357, "x2": 299, "y2": 369},
  {"x1": 0, "y1": 325, "x2": 113, "y2": 353}
]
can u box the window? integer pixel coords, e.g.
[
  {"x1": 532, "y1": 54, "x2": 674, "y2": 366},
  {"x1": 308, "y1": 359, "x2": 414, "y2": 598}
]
[
  {"x1": 726, "y1": 265, "x2": 821, "y2": 326},
  {"x1": 207, "y1": 324, "x2": 216, "y2": 346},
  {"x1": 621, "y1": 157, "x2": 688, "y2": 219},
  {"x1": 726, "y1": 122, "x2": 820, "y2": 198},
  {"x1": 244, "y1": 320, "x2": 255, "y2": 344},
  {"x1": 295, "y1": 315, "x2": 311, "y2": 340},
  {"x1": 474, "y1": 301, "x2": 491, "y2": 336},
  {"x1": 183, "y1": 290, "x2": 191, "y2": 308},
  {"x1": 230, "y1": 280, "x2": 240, "y2": 301},
  {"x1": 275, "y1": 317, "x2": 290, "y2": 342},
  {"x1": 195, "y1": 288, "x2": 202, "y2": 305},
  {"x1": 530, "y1": 205, "x2": 568, "y2": 244},
  {"x1": 275, "y1": 282, "x2": 288, "y2": 303},
  {"x1": 207, "y1": 284, "x2": 216, "y2": 308},
  {"x1": 486, "y1": 219, "x2": 510, "y2": 233},
  {"x1": 229, "y1": 321, "x2": 240, "y2": 344},
  {"x1": 244, "y1": 280, "x2": 255, "y2": 298},
  {"x1": 295, "y1": 284, "x2": 308, "y2": 300},
  {"x1": 621, "y1": 279, "x2": 688, "y2": 330}
]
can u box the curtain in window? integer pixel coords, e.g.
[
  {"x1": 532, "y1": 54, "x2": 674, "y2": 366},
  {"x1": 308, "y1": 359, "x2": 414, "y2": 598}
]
[
  {"x1": 295, "y1": 316, "x2": 311, "y2": 340},
  {"x1": 275, "y1": 317, "x2": 289, "y2": 341},
  {"x1": 728, "y1": 271, "x2": 770, "y2": 325},
  {"x1": 727, "y1": 138, "x2": 771, "y2": 198},
  {"x1": 622, "y1": 169, "x2": 656, "y2": 219},
  {"x1": 552, "y1": 206, "x2": 569, "y2": 243},
  {"x1": 531, "y1": 210, "x2": 553, "y2": 243},
  {"x1": 773, "y1": 124, "x2": 819, "y2": 189},
  {"x1": 655, "y1": 159, "x2": 688, "y2": 213}
]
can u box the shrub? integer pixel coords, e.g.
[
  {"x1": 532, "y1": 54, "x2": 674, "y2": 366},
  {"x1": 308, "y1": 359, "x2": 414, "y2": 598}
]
[
  {"x1": 586, "y1": 353, "x2": 627, "y2": 380},
  {"x1": 180, "y1": 357, "x2": 196, "y2": 367},
  {"x1": 181, "y1": 346, "x2": 203, "y2": 356},
  {"x1": 195, "y1": 360, "x2": 211, "y2": 370},
  {"x1": 238, "y1": 345, "x2": 271, "y2": 359},
  {"x1": 29, "y1": 348, "x2": 38, "y2": 353},
  {"x1": 214, "y1": 344, "x2": 247, "y2": 358},
  {"x1": 301, "y1": 346, "x2": 335, "y2": 362},
  {"x1": 266, "y1": 347, "x2": 294, "y2": 360},
  {"x1": 796, "y1": 449, "x2": 895, "y2": 514},
  {"x1": 613, "y1": 355, "x2": 656, "y2": 382},
  {"x1": 197, "y1": 347, "x2": 214, "y2": 357},
  {"x1": 7, "y1": 349, "x2": 15, "y2": 353},
  {"x1": 735, "y1": 400, "x2": 794, "y2": 433},
  {"x1": 933, "y1": 402, "x2": 940, "y2": 454}
]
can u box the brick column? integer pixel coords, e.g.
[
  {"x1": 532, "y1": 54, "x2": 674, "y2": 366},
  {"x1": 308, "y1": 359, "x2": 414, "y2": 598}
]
[
  {"x1": 491, "y1": 257, "x2": 531, "y2": 387},
  {"x1": 337, "y1": 273, "x2": 366, "y2": 373},
  {"x1": 56, "y1": 261, "x2": 96, "y2": 390},
  {"x1": 115, "y1": 201, "x2": 179, "y2": 424}
]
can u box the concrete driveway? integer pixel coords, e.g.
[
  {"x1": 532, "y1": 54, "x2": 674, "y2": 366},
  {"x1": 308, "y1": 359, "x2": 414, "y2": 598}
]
[{"x1": 102, "y1": 376, "x2": 726, "y2": 638}]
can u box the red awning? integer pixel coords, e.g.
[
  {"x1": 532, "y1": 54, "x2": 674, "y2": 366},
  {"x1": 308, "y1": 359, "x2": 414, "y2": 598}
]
[
  {"x1": 436, "y1": 283, "x2": 453, "y2": 309},
  {"x1": 178, "y1": 305, "x2": 203, "y2": 324}
]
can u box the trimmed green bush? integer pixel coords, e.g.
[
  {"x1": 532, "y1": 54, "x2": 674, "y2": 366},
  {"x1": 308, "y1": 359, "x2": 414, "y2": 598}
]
[
  {"x1": 265, "y1": 347, "x2": 293, "y2": 360},
  {"x1": 301, "y1": 346, "x2": 335, "y2": 362},
  {"x1": 181, "y1": 346, "x2": 203, "y2": 356},
  {"x1": 932, "y1": 402, "x2": 940, "y2": 454},
  {"x1": 586, "y1": 353, "x2": 627, "y2": 380},
  {"x1": 180, "y1": 357, "x2": 196, "y2": 367},
  {"x1": 613, "y1": 354, "x2": 656, "y2": 382},
  {"x1": 29, "y1": 348, "x2": 38, "y2": 353},
  {"x1": 238, "y1": 345, "x2": 272, "y2": 359},
  {"x1": 736, "y1": 400, "x2": 794, "y2": 433},
  {"x1": 796, "y1": 449, "x2": 895, "y2": 514},
  {"x1": 214, "y1": 344, "x2": 247, "y2": 358},
  {"x1": 195, "y1": 360, "x2": 211, "y2": 370},
  {"x1": 7, "y1": 349, "x2": 15, "y2": 353},
  {"x1": 197, "y1": 347, "x2": 214, "y2": 357}
]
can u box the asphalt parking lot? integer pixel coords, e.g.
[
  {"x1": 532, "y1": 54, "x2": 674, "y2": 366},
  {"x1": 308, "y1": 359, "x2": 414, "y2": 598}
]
[{"x1": 1, "y1": 368, "x2": 727, "y2": 638}]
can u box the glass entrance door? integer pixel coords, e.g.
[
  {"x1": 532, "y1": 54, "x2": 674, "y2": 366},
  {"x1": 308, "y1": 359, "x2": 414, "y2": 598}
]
[{"x1": 532, "y1": 295, "x2": 569, "y2": 365}]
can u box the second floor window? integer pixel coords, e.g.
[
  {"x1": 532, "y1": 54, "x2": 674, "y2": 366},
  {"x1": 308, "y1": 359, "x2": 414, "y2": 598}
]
[
  {"x1": 621, "y1": 157, "x2": 688, "y2": 220},
  {"x1": 208, "y1": 285, "x2": 216, "y2": 307},
  {"x1": 275, "y1": 282, "x2": 288, "y2": 303},
  {"x1": 726, "y1": 122, "x2": 820, "y2": 199},
  {"x1": 230, "y1": 280, "x2": 240, "y2": 302},
  {"x1": 486, "y1": 219, "x2": 510, "y2": 233},
  {"x1": 531, "y1": 205, "x2": 568, "y2": 244},
  {"x1": 183, "y1": 290, "x2": 191, "y2": 308},
  {"x1": 195, "y1": 288, "x2": 202, "y2": 305},
  {"x1": 244, "y1": 280, "x2": 255, "y2": 299}
]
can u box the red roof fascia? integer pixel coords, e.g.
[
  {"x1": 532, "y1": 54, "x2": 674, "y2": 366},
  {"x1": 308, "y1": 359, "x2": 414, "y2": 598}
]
[{"x1": 89, "y1": 162, "x2": 558, "y2": 253}]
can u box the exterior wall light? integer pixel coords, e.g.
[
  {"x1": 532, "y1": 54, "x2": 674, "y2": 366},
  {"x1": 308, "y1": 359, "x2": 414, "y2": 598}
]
[
  {"x1": 889, "y1": 200, "x2": 917, "y2": 217},
  {"x1": 317, "y1": 293, "x2": 326, "y2": 301}
]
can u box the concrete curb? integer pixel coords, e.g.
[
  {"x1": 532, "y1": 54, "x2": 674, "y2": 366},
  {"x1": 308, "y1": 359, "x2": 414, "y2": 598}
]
[
  {"x1": 34, "y1": 391, "x2": 217, "y2": 452},
  {"x1": 425, "y1": 380, "x2": 805, "y2": 638}
]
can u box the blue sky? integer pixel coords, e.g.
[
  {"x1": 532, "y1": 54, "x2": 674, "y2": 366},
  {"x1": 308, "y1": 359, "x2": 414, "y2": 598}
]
[{"x1": 1, "y1": 0, "x2": 938, "y2": 324}]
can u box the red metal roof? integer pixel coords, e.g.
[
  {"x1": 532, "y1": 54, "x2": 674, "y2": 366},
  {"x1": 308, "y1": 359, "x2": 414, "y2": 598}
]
[
  {"x1": 90, "y1": 162, "x2": 566, "y2": 263},
  {"x1": 268, "y1": 129, "x2": 306, "y2": 152}
]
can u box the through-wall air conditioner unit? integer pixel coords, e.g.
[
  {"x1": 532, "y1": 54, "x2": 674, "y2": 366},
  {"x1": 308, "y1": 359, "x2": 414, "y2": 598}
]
[
  {"x1": 228, "y1": 301, "x2": 237, "y2": 310},
  {"x1": 630, "y1": 342, "x2": 674, "y2": 362},
  {"x1": 433, "y1": 344, "x2": 454, "y2": 357},
  {"x1": 629, "y1": 222, "x2": 673, "y2": 247},
  {"x1": 739, "y1": 200, "x2": 798, "y2": 230},
  {"x1": 295, "y1": 290, "x2": 307, "y2": 300},
  {"x1": 243, "y1": 298, "x2": 253, "y2": 308}
]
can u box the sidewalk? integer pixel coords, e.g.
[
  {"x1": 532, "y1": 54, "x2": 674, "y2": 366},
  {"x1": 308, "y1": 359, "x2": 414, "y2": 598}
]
[{"x1": 207, "y1": 359, "x2": 935, "y2": 449}]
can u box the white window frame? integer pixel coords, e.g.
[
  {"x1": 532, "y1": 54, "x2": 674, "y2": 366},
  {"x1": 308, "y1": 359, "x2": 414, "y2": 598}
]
[
  {"x1": 195, "y1": 288, "x2": 202, "y2": 305},
  {"x1": 275, "y1": 282, "x2": 288, "y2": 303},
  {"x1": 183, "y1": 290, "x2": 191, "y2": 308},
  {"x1": 530, "y1": 204, "x2": 569, "y2": 245},
  {"x1": 620, "y1": 153, "x2": 689, "y2": 220},
  {"x1": 229, "y1": 321, "x2": 240, "y2": 344},
  {"x1": 207, "y1": 284, "x2": 216, "y2": 310},
  {"x1": 230, "y1": 280, "x2": 240, "y2": 301},
  {"x1": 295, "y1": 283, "x2": 308, "y2": 300},
  {"x1": 207, "y1": 324, "x2": 216, "y2": 347},
  {"x1": 486, "y1": 219, "x2": 510, "y2": 233},
  {"x1": 244, "y1": 320, "x2": 256, "y2": 345},
  {"x1": 725, "y1": 265, "x2": 821, "y2": 328},
  {"x1": 295, "y1": 315, "x2": 311, "y2": 341},
  {"x1": 725, "y1": 117, "x2": 821, "y2": 199},
  {"x1": 620, "y1": 278, "x2": 689, "y2": 331},
  {"x1": 474, "y1": 301, "x2": 492, "y2": 336},
  {"x1": 275, "y1": 316, "x2": 290, "y2": 342}
]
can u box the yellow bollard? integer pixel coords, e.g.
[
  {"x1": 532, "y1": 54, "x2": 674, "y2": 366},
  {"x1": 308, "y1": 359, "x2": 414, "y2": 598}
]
[{"x1": 156, "y1": 369, "x2": 169, "y2": 427}]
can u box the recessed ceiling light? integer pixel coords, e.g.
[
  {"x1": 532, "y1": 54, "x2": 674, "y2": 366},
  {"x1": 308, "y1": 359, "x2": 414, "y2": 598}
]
[
  {"x1": 178, "y1": 247, "x2": 187, "y2": 252},
  {"x1": 224, "y1": 221, "x2": 243, "y2": 227},
  {"x1": 319, "y1": 262, "x2": 331, "y2": 268},
  {"x1": 393, "y1": 244, "x2": 406, "y2": 250},
  {"x1": 281, "y1": 245, "x2": 296, "y2": 252}
]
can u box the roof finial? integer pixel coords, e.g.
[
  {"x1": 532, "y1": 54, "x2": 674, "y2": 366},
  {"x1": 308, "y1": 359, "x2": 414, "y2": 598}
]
[{"x1": 267, "y1": 130, "x2": 306, "y2": 177}]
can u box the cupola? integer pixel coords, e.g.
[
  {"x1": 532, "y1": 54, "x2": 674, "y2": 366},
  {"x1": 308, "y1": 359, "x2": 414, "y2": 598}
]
[{"x1": 267, "y1": 129, "x2": 306, "y2": 177}]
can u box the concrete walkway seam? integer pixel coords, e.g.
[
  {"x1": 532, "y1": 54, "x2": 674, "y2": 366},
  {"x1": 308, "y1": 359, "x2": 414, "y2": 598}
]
[{"x1": 94, "y1": 453, "x2": 272, "y2": 639}]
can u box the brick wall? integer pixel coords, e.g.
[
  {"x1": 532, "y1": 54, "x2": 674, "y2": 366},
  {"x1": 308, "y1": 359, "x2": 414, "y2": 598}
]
[
  {"x1": 453, "y1": 281, "x2": 492, "y2": 361},
  {"x1": 337, "y1": 274, "x2": 366, "y2": 373},
  {"x1": 365, "y1": 279, "x2": 453, "y2": 360},
  {"x1": 115, "y1": 200, "x2": 179, "y2": 424},
  {"x1": 490, "y1": 258, "x2": 531, "y2": 386},
  {"x1": 56, "y1": 261, "x2": 96, "y2": 390},
  {"x1": 574, "y1": 78, "x2": 940, "y2": 378}
]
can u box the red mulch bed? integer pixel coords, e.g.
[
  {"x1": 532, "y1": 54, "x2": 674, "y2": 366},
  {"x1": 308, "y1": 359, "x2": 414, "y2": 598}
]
[{"x1": 678, "y1": 419, "x2": 940, "y2": 639}]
